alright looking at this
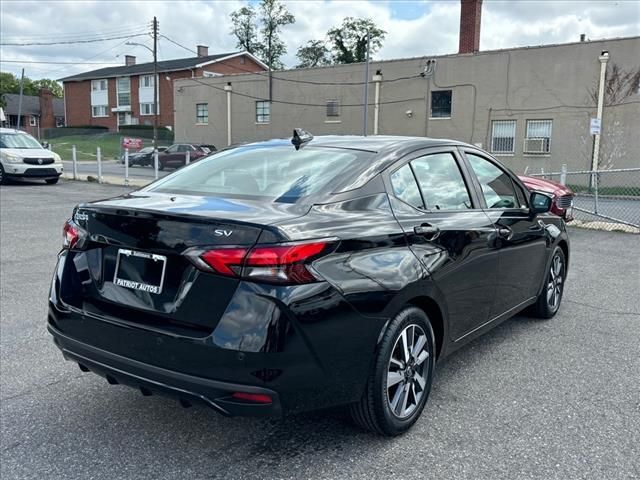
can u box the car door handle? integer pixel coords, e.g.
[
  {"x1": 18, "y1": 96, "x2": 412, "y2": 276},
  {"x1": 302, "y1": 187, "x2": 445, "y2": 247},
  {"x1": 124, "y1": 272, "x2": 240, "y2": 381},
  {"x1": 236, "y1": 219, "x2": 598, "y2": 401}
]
[{"x1": 414, "y1": 224, "x2": 440, "y2": 237}]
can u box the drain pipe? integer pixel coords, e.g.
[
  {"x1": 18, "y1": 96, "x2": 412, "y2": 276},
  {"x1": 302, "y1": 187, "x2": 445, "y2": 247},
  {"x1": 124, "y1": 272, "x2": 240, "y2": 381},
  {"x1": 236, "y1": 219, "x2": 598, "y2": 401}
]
[
  {"x1": 591, "y1": 51, "x2": 609, "y2": 172},
  {"x1": 224, "y1": 83, "x2": 232, "y2": 146},
  {"x1": 373, "y1": 71, "x2": 383, "y2": 135}
]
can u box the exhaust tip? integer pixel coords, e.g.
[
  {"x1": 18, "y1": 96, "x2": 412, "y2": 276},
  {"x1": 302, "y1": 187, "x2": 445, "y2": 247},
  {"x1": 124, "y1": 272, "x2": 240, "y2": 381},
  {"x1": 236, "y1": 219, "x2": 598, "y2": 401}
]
[
  {"x1": 106, "y1": 375, "x2": 119, "y2": 385},
  {"x1": 78, "y1": 363, "x2": 90, "y2": 372},
  {"x1": 140, "y1": 387, "x2": 153, "y2": 397}
]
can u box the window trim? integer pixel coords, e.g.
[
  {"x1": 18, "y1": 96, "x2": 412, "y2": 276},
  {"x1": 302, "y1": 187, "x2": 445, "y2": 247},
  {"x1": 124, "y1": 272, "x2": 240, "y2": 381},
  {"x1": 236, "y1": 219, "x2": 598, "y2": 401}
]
[
  {"x1": 255, "y1": 100, "x2": 270, "y2": 124},
  {"x1": 139, "y1": 102, "x2": 155, "y2": 116},
  {"x1": 196, "y1": 103, "x2": 209, "y2": 124},
  {"x1": 116, "y1": 76, "x2": 131, "y2": 108},
  {"x1": 490, "y1": 119, "x2": 517, "y2": 155},
  {"x1": 459, "y1": 147, "x2": 529, "y2": 211},
  {"x1": 91, "y1": 79, "x2": 108, "y2": 91},
  {"x1": 523, "y1": 119, "x2": 553, "y2": 155},
  {"x1": 386, "y1": 147, "x2": 479, "y2": 213},
  {"x1": 430, "y1": 90, "x2": 452, "y2": 119},
  {"x1": 91, "y1": 105, "x2": 108, "y2": 118}
]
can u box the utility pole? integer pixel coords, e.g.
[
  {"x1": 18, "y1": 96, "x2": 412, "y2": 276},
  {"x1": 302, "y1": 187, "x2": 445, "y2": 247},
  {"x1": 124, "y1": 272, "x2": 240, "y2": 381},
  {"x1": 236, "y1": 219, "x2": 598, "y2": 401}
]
[
  {"x1": 362, "y1": 32, "x2": 371, "y2": 136},
  {"x1": 16, "y1": 68, "x2": 25, "y2": 130},
  {"x1": 591, "y1": 50, "x2": 609, "y2": 172},
  {"x1": 152, "y1": 16, "x2": 159, "y2": 154}
]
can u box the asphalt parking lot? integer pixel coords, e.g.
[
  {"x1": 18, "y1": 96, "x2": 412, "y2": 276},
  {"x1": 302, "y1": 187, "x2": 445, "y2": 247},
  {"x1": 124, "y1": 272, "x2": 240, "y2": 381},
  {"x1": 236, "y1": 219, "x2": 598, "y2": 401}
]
[{"x1": 1, "y1": 180, "x2": 639, "y2": 480}]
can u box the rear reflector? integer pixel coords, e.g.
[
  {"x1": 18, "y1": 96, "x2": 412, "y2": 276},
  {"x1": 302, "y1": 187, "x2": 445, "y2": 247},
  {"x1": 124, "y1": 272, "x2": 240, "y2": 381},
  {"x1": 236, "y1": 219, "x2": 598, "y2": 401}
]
[
  {"x1": 231, "y1": 392, "x2": 273, "y2": 404},
  {"x1": 191, "y1": 240, "x2": 335, "y2": 285}
]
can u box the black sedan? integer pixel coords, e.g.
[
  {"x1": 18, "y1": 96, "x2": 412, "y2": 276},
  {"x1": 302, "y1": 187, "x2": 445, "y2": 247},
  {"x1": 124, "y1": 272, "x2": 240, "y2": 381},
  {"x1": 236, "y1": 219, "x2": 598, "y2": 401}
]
[
  {"x1": 49, "y1": 133, "x2": 569, "y2": 436},
  {"x1": 120, "y1": 146, "x2": 168, "y2": 166}
]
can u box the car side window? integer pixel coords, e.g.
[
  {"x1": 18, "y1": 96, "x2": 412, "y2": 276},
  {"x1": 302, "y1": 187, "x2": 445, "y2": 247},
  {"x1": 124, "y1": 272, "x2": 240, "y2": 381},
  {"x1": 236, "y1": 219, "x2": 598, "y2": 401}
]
[
  {"x1": 466, "y1": 153, "x2": 518, "y2": 209},
  {"x1": 410, "y1": 153, "x2": 472, "y2": 210},
  {"x1": 166, "y1": 145, "x2": 178, "y2": 153},
  {"x1": 177, "y1": 145, "x2": 189, "y2": 153},
  {"x1": 513, "y1": 180, "x2": 529, "y2": 209},
  {"x1": 390, "y1": 164, "x2": 424, "y2": 209}
]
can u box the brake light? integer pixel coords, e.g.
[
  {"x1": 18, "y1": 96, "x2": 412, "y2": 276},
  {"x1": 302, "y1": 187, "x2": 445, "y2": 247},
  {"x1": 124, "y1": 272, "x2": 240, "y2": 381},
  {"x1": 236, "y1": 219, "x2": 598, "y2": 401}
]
[
  {"x1": 62, "y1": 220, "x2": 80, "y2": 249},
  {"x1": 231, "y1": 392, "x2": 272, "y2": 404},
  {"x1": 191, "y1": 240, "x2": 334, "y2": 285}
]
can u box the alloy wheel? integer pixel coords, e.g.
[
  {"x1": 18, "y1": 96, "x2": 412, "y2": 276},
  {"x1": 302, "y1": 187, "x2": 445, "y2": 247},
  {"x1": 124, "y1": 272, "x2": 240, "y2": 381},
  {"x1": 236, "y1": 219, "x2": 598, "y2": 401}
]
[
  {"x1": 547, "y1": 253, "x2": 564, "y2": 311},
  {"x1": 386, "y1": 324, "x2": 430, "y2": 419}
]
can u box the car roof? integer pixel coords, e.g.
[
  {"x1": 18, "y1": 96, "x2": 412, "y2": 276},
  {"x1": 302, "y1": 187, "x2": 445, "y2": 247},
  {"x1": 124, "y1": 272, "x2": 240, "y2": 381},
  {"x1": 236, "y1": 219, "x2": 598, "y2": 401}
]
[
  {"x1": 239, "y1": 135, "x2": 469, "y2": 154},
  {"x1": 0, "y1": 128, "x2": 31, "y2": 134}
]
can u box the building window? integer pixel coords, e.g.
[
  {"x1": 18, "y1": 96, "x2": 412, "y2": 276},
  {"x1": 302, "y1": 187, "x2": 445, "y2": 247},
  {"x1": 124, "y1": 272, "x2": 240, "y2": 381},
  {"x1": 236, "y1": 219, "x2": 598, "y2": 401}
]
[
  {"x1": 256, "y1": 101, "x2": 270, "y2": 123},
  {"x1": 91, "y1": 79, "x2": 107, "y2": 91},
  {"x1": 196, "y1": 103, "x2": 208, "y2": 124},
  {"x1": 524, "y1": 119, "x2": 553, "y2": 154},
  {"x1": 92, "y1": 105, "x2": 108, "y2": 118},
  {"x1": 326, "y1": 100, "x2": 340, "y2": 117},
  {"x1": 117, "y1": 77, "x2": 131, "y2": 107},
  {"x1": 29, "y1": 116, "x2": 37, "y2": 127},
  {"x1": 140, "y1": 103, "x2": 155, "y2": 116},
  {"x1": 140, "y1": 75, "x2": 155, "y2": 88},
  {"x1": 491, "y1": 120, "x2": 516, "y2": 154},
  {"x1": 430, "y1": 90, "x2": 452, "y2": 118}
]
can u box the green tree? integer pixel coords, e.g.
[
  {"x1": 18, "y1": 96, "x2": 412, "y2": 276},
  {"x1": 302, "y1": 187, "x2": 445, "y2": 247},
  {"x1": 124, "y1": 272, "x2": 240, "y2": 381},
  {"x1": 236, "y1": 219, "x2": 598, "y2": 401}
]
[
  {"x1": 230, "y1": 6, "x2": 260, "y2": 54},
  {"x1": 327, "y1": 17, "x2": 386, "y2": 64},
  {"x1": 257, "y1": 0, "x2": 295, "y2": 70},
  {"x1": 32, "y1": 78, "x2": 64, "y2": 98},
  {"x1": 230, "y1": 0, "x2": 295, "y2": 70},
  {"x1": 295, "y1": 40, "x2": 331, "y2": 68}
]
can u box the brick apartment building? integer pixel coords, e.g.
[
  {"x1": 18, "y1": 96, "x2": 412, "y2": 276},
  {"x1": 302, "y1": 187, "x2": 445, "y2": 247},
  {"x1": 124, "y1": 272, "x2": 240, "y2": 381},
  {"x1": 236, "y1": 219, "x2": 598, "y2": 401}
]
[
  {"x1": 59, "y1": 47, "x2": 267, "y2": 131},
  {"x1": 0, "y1": 89, "x2": 65, "y2": 138}
]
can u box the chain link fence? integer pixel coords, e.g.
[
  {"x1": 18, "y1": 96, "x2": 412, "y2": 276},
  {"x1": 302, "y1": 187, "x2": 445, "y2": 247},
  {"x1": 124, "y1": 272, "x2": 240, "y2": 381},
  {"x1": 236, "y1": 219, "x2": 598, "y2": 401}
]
[{"x1": 529, "y1": 167, "x2": 640, "y2": 233}]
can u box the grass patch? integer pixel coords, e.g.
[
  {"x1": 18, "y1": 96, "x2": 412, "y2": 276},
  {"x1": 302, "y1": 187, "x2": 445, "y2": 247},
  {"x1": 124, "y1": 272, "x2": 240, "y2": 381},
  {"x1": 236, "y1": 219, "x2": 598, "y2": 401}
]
[
  {"x1": 50, "y1": 133, "x2": 124, "y2": 161},
  {"x1": 567, "y1": 184, "x2": 640, "y2": 197}
]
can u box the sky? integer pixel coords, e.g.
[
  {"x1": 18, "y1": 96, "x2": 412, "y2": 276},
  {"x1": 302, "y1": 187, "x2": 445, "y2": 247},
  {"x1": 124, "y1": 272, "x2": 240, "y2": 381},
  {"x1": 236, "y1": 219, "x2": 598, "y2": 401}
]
[{"x1": 0, "y1": 0, "x2": 638, "y2": 81}]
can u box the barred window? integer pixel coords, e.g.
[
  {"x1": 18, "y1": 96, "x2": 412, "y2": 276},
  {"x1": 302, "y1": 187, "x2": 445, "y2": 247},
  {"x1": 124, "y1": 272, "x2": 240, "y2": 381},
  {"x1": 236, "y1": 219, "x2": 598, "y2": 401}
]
[
  {"x1": 256, "y1": 101, "x2": 270, "y2": 123},
  {"x1": 524, "y1": 119, "x2": 552, "y2": 154},
  {"x1": 326, "y1": 100, "x2": 340, "y2": 117},
  {"x1": 196, "y1": 103, "x2": 208, "y2": 124},
  {"x1": 491, "y1": 120, "x2": 516, "y2": 154},
  {"x1": 430, "y1": 90, "x2": 452, "y2": 118}
]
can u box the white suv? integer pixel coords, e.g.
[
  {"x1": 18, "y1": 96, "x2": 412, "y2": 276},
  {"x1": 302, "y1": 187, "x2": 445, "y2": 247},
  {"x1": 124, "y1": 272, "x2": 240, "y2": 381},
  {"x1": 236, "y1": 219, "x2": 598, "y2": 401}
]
[{"x1": 0, "y1": 128, "x2": 63, "y2": 185}]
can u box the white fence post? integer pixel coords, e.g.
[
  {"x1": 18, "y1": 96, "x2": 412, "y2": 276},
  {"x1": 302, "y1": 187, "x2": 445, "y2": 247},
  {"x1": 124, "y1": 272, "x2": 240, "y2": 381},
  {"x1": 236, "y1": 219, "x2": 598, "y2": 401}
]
[
  {"x1": 560, "y1": 164, "x2": 567, "y2": 186},
  {"x1": 185, "y1": 149, "x2": 190, "y2": 165},
  {"x1": 154, "y1": 151, "x2": 159, "y2": 180},
  {"x1": 72, "y1": 145, "x2": 77, "y2": 180},
  {"x1": 97, "y1": 147, "x2": 102, "y2": 184},
  {"x1": 124, "y1": 148, "x2": 129, "y2": 187}
]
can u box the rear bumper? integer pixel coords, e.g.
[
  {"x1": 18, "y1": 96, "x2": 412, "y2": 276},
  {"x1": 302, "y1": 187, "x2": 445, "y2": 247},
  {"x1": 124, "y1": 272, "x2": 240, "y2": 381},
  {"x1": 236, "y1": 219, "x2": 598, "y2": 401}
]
[{"x1": 48, "y1": 323, "x2": 282, "y2": 417}]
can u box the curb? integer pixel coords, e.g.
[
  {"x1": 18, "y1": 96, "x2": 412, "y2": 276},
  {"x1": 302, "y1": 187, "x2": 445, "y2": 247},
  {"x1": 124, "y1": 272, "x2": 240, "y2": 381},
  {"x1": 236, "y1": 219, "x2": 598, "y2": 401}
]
[{"x1": 61, "y1": 173, "x2": 149, "y2": 188}]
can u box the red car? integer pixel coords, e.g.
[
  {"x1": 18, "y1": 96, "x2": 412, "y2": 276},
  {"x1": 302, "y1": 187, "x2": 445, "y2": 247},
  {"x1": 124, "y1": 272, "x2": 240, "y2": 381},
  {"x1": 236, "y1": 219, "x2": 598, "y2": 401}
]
[
  {"x1": 519, "y1": 175, "x2": 574, "y2": 221},
  {"x1": 157, "y1": 144, "x2": 215, "y2": 170}
]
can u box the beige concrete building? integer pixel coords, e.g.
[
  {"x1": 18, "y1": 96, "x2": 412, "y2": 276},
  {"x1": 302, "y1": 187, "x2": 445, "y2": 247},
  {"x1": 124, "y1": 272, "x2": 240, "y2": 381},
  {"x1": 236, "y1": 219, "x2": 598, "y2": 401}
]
[{"x1": 173, "y1": 34, "x2": 640, "y2": 174}]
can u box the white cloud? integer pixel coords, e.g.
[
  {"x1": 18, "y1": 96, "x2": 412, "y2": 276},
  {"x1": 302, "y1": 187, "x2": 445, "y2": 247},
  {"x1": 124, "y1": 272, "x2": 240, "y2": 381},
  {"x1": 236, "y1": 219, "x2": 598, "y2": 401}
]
[{"x1": 0, "y1": 0, "x2": 638, "y2": 80}]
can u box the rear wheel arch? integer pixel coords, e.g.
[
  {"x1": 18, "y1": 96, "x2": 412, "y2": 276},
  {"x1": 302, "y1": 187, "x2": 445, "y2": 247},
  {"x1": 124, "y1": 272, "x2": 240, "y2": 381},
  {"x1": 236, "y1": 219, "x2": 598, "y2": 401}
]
[
  {"x1": 557, "y1": 239, "x2": 569, "y2": 271},
  {"x1": 407, "y1": 296, "x2": 445, "y2": 360}
]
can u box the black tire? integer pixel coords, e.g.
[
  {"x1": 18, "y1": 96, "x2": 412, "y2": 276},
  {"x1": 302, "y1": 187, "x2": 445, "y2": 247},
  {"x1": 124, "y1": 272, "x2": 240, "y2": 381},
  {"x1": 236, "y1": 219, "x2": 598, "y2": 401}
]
[
  {"x1": 45, "y1": 177, "x2": 59, "y2": 185},
  {"x1": 529, "y1": 246, "x2": 566, "y2": 319},
  {"x1": 0, "y1": 164, "x2": 6, "y2": 185},
  {"x1": 158, "y1": 161, "x2": 165, "y2": 171},
  {"x1": 350, "y1": 306, "x2": 436, "y2": 436}
]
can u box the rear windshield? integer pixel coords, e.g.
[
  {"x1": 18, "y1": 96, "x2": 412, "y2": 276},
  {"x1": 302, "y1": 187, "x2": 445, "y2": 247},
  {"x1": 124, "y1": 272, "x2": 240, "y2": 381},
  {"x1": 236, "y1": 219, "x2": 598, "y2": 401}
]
[{"x1": 145, "y1": 145, "x2": 374, "y2": 202}]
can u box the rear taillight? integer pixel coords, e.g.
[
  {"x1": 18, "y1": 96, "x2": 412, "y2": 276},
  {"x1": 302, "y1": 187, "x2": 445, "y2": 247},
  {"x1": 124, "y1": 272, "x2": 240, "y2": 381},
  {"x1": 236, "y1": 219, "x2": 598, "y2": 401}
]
[
  {"x1": 62, "y1": 220, "x2": 86, "y2": 250},
  {"x1": 189, "y1": 240, "x2": 335, "y2": 285}
]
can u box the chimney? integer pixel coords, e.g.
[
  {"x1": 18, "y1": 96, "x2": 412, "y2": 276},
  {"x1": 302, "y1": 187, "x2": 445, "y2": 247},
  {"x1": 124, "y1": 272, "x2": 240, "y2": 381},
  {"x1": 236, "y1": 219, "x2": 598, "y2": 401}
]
[
  {"x1": 458, "y1": 0, "x2": 482, "y2": 54},
  {"x1": 580, "y1": 33, "x2": 586, "y2": 42},
  {"x1": 125, "y1": 55, "x2": 136, "y2": 66},
  {"x1": 39, "y1": 88, "x2": 55, "y2": 130},
  {"x1": 197, "y1": 45, "x2": 209, "y2": 57}
]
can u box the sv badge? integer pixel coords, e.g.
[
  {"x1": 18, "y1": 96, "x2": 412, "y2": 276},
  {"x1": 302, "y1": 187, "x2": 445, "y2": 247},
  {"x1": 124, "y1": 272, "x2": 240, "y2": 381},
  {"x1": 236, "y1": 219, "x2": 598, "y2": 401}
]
[{"x1": 214, "y1": 229, "x2": 233, "y2": 237}]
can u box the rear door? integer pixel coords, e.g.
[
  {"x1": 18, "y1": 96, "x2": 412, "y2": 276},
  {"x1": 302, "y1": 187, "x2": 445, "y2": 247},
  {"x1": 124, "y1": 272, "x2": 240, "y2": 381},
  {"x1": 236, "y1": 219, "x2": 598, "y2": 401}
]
[
  {"x1": 461, "y1": 149, "x2": 548, "y2": 317},
  {"x1": 385, "y1": 147, "x2": 500, "y2": 341}
]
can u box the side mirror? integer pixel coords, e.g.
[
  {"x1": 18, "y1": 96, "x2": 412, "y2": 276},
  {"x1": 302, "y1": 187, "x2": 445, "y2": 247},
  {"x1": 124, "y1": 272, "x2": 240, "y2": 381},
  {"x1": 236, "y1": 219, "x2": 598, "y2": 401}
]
[
  {"x1": 41, "y1": 141, "x2": 50, "y2": 149},
  {"x1": 530, "y1": 191, "x2": 553, "y2": 214}
]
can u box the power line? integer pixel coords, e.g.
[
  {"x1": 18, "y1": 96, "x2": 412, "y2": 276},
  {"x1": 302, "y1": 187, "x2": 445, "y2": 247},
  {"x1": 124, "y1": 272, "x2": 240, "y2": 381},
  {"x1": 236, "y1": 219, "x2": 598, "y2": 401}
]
[
  {"x1": 187, "y1": 77, "x2": 424, "y2": 108},
  {"x1": 160, "y1": 34, "x2": 424, "y2": 86},
  {"x1": 1, "y1": 60, "x2": 121, "y2": 65},
  {"x1": 0, "y1": 32, "x2": 149, "y2": 47},
  {"x1": 0, "y1": 24, "x2": 150, "y2": 42}
]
